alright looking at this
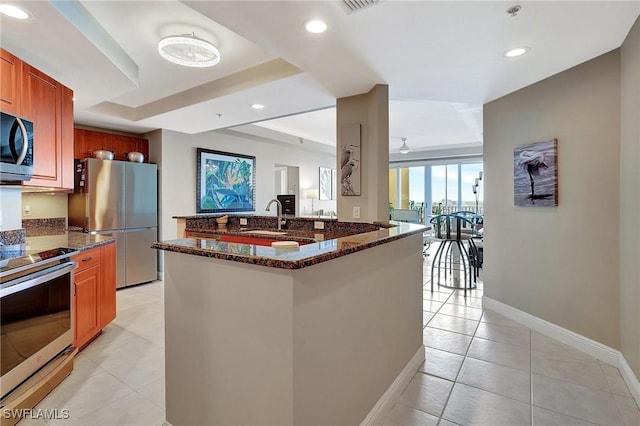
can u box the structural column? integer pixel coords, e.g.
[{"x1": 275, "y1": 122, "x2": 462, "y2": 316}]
[{"x1": 336, "y1": 84, "x2": 389, "y2": 222}]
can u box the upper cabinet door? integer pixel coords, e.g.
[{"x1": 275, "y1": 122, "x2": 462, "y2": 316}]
[
  {"x1": 23, "y1": 64, "x2": 62, "y2": 186},
  {"x1": 60, "y1": 85, "x2": 74, "y2": 190},
  {"x1": 0, "y1": 49, "x2": 22, "y2": 115},
  {"x1": 74, "y1": 128, "x2": 109, "y2": 159}
]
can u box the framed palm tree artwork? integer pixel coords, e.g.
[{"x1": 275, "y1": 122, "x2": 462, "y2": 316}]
[{"x1": 196, "y1": 148, "x2": 256, "y2": 213}]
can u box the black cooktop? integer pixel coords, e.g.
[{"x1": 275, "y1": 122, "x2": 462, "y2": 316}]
[{"x1": 0, "y1": 246, "x2": 78, "y2": 279}]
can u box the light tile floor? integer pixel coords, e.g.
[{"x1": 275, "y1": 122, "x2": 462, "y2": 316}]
[
  {"x1": 19, "y1": 281, "x2": 166, "y2": 426},
  {"x1": 18, "y1": 257, "x2": 640, "y2": 426},
  {"x1": 383, "y1": 261, "x2": 640, "y2": 426}
]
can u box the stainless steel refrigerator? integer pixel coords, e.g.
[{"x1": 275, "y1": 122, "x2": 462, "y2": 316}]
[{"x1": 69, "y1": 158, "x2": 158, "y2": 288}]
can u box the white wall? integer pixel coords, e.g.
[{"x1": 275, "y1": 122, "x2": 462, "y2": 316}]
[
  {"x1": 0, "y1": 187, "x2": 22, "y2": 230},
  {"x1": 484, "y1": 50, "x2": 621, "y2": 349},
  {"x1": 619, "y1": 16, "x2": 640, "y2": 379}
]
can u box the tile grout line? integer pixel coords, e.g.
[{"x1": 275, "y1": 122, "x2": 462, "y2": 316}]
[
  {"x1": 429, "y1": 290, "x2": 552, "y2": 422},
  {"x1": 434, "y1": 289, "x2": 484, "y2": 424},
  {"x1": 424, "y1": 272, "x2": 637, "y2": 426}
]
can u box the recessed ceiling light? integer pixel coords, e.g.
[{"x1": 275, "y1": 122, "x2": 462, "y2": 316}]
[
  {"x1": 158, "y1": 33, "x2": 220, "y2": 67},
  {"x1": 305, "y1": 19, "x2": 327, "y2": 34},
  {"x1": 251, "y1": 104, "x2": 264, "y2": 110},
  {"x1": 0, "y1": 4, "x2": 30, "y2": 19},
  {"x1": 504, "y1": 47, "x2": 529, "y2": 58}
]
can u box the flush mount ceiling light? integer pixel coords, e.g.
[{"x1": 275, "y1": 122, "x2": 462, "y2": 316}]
[
  {"x1": 305, "y1": 19, "x2": 327, "y2": 33},
  {"x1": 0, "y1": 4, "x2": 30, "y2": 19},
  {"x1": 504, "y1": 46, "x2": 530, "y2": 58},
  {"x1": 399, "y1": 138, "x2": 410, "y2": 155},
  {"x1": 251, "y1": 104, "x2": 264, "y2": 110},
  {"x1": 158, "y1": 33, "x2": 220, "y2": 67}
]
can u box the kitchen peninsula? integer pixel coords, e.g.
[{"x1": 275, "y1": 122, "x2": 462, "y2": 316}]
[{"x1": 153, "y1": 215, "x2": 426, "y2": 425}]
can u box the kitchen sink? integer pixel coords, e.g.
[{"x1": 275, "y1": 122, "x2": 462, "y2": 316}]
[
  {"x1": 218, "y1": 235, "x2": 310, "y2": 247},
  {"x1": 240, "y1": 230, "x2": 288, "y2": 236}
]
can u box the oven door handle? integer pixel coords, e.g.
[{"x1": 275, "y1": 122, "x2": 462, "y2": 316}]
[{"x1": 0, "y1": 261, "x2": 76, "y2": 298}]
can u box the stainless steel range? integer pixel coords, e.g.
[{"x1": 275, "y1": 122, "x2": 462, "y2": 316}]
[{"x1": 0, "y1": 246, "x2": 78, "y2": 399}]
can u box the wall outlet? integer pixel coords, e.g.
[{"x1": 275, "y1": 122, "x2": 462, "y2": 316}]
[
  {"x1": 353, "y1": 206, "x2": 361, "y2": 219},
  {"x1": 24, "y1": 205, "x2": 31, "y2": 216},
  {"x1": 314, "y1": 221, "x2": 324, "y2": 230},
  {"x1": 240, "y1": 218, "x2": 248, "y2": 226}
]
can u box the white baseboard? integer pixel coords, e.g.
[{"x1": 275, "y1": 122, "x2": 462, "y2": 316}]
[
  {"x1": 482, "y1": 297, "x2": 618, "y2": 365},
  {"x1": 618, "y1": 351, "x2": 640, "y2": 405},
  {"x1": 360, "y1": 345, "x2": 425, "y2": 426},
  {"x1": 482, "y1": 296, "x2": 640, "y2": 406},
  {"x1": 162, "y1": 422, "x2": 173, "y2": 426}
]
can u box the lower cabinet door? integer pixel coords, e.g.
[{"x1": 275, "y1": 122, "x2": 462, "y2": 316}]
[{"x1": 74, "y1": 264, "x2": 101, "y2": 348}]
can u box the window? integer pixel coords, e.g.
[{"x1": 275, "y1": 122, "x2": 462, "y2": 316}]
[{"x1": 390, "y1": 161, "x2": 483, "y2": 221}]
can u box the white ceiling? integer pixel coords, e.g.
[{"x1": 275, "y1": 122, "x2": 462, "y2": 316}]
[
  {"x1": 1, "y1": 1, "x2": 638, "y2": 153},
  {"x1": 254, "y1": 100, "x2": 483, "y2": 154}
]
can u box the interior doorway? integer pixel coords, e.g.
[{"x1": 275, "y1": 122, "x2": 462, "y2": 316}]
[{"x1": 274, "y1": 164, "x2": 300, "y2": 215}]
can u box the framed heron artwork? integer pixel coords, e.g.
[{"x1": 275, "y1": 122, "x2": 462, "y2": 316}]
[
  {"x1": 514, "y1": 138, "x2": 558, "y2": 207},
  {"x1": 340, "y1": 123, "x2": 361, "y2": 196}
]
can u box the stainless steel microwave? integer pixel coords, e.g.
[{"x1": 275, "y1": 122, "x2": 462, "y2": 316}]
[{"x1": 0, "y1": 112, "x2": 34, "y2": 181}]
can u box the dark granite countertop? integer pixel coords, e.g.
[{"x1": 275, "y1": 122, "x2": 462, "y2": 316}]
[
  {"x1": 184, "y1": 227, "x2": 346, "y2": 242},
  {"x1": 25, "y1": 229, "x2": 116, "y2": 252},
  {"x1": 152, "y1": 221, "x2": 427, "y2": 270}
]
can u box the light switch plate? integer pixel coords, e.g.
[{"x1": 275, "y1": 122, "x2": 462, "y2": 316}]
[
  {"x1": 240, "y1": 218, "x2": 248, "y2": 226},
  {"x1": 314, "y1": 221, "x2": 324, "y2": 230},
  {"x1": 353, "y1": 206, "x2": 360, "y2": 219}
]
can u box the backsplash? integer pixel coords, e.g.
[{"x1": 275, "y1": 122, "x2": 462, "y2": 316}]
[
  {"x1": 181, "y1": 215, "x2": 387, "y2": 235},
  {"x1": 0, "y1": 228, "x2": 27, "y2": 245},
  {"x1": 22, "y1": 218, "x2": 66, "y2": 236}
]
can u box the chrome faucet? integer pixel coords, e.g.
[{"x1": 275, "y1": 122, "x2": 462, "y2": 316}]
[{"x1": 265, "y1": 199, "x2": 286, "y2": 231}]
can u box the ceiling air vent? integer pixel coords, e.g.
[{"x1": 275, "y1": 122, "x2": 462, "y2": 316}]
[{"x1": 340, "y1": 0, "x2": 381, "y2": 14}]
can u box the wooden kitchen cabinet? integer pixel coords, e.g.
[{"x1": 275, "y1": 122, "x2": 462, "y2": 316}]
[
  {"x1": 23, "y1": 64, "x2": 60, "y2": 184},
  {"x1": 0, "y1": 49, "x2": 22, "y2": 115},
  {"x1": 72, "y1": 242, "x2": 117, "y2": 349},
  {"x1": 73, "y1": 264, "x2": 101, "y2": 349},
  {"x1": 0, "y1": 48, "x2": 74, "y2": 190},
  {"x1": 100, "y1": 242, "x2": 117, "y2": 327},
  {"x1": 74, "y1": 128, "x2": 108, "y2": 159},
  {"x1": 74, "y1": 128, "x2": 149, "y2": 162}
]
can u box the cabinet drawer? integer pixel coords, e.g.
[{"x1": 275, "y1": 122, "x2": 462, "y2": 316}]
[{"x1": 72, "y1": 246, "x2": 101, "y2": 272}]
